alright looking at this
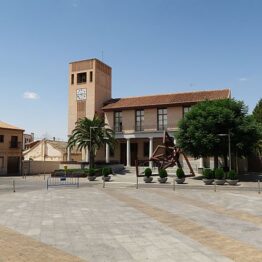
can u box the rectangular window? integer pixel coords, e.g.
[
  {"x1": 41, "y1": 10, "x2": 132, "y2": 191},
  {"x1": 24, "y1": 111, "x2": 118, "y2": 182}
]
[
  {"x1": 0, "y1": 135, "x2": 4, "y2": 143},
  {"x1": 90, "y1": 71, "x2": 93, "y2": 82},
  {"x1": 157, "y1": 108, "x2": 167, "y2": 130},
  {"x1": 71, "y1": 74, "x2": 74, "y2": 84},
  {"x1": 77, "y1": 72, "x2": 87, "y2": 84},
  {"x1": 135, "y1": 110, "x2": 144, "y2": 131},
  {"x1": 10, "y1": 136, "x2": 18, "y2": 148},
  {"x1": 114, "y1": 111, "x2": 122, "y2": 132},
  {"x1": 144, "y1": 142, "x2": 149, "y2": 157},
  {"x1": 183, "y1": 106, "x2": 191, "y2": 117}
]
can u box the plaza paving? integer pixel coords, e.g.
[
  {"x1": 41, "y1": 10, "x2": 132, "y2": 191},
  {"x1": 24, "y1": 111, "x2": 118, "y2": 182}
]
[{"x1": 0, "y1": 174, "x2": 261, "y2": 261}]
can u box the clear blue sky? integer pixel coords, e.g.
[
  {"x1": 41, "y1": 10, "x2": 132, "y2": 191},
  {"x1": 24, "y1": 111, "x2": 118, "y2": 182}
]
[{"x1": 0, "y1": 0, "x2": 261, "y2": 140}]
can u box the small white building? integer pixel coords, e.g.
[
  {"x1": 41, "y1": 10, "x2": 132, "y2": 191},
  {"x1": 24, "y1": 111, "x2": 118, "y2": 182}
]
[
  {"x1": 23, "y1": 133, "x2": 34, "y2": 150},
  {"x1": 23, "y1": 139, "x2": 81, "y2": 161}
]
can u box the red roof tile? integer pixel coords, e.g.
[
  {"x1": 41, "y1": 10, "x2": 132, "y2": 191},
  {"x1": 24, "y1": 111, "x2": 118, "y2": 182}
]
[{"x1": 102, "y1": 89, "x2": 231, "y2": 110}]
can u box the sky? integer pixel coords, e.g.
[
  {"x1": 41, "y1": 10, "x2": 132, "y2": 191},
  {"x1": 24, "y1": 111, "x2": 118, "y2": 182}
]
[{"x1": 0, "y1": 0, "x2": 261, "y2": 140}]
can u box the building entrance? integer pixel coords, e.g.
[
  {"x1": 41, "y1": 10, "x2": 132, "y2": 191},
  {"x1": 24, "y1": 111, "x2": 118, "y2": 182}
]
[{"x1": 7, "y1": 157, "x2": 20, "y2": 174}]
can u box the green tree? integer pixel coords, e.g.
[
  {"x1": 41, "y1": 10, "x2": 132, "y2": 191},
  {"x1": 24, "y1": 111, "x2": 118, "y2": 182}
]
[
  {"x1": 176, "y1": 99, "x2": 262, "y2": 169},
  {"x1": 253, "y1": 99, "x2": 262, "y2": 155},
  {"x1": 67, "y1": 115, "x2": 115, "y2": 168},
  {"x1": 253, "y1": 98, "x2": 262, "y2": 124}
]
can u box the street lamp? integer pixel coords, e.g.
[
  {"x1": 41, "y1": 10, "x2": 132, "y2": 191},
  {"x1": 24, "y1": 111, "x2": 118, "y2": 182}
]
[{"x1": 218, "y1": 130, "x2": 231, "y2": 170}]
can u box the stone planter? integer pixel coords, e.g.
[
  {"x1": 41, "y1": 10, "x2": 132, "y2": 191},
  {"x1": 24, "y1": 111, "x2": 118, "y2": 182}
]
[
  {"x1": 227, "y1": 179, "x2": 238, "y2": 186},
  {"x1": 102, "y1": 175, "x2": 111, "y2": 182},
  {"x1": 144, "y1": 176, "x2": 153, "y2": 183},
  {"x1": 88, "y1": 175, "x2": 96, "y2": 181},
  {"x1": 175, "y1": 177, "x2": 185, "y2": 184},
  {"x1": 215, "y1": 179, "x2": 226, "y2": 185},
  {"x1": 203, "y1": 179, "x2": 214, "y2": 185},
  {"x1": 158, "y1": 177, "x2": 168, "y2": 183}
]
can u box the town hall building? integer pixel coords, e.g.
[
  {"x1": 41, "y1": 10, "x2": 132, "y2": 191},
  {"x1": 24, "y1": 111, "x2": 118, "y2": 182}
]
[{"x1": 68, "y1": 58, "x2": 231, "y2": 168}]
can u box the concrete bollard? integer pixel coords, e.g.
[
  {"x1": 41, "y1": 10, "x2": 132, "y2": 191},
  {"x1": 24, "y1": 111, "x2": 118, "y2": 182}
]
[
  {"x1": 173, "y1": 176, "x2": 176, "y2": 191},
  {"x1": 214, "y1": 183, "x2": 217, "y2": 192},
  {"x1": 103, "y1": 176, "x2": 105, "y2": 188},
  {"x1": 258, "y1": 179, "x2": 261, "y2": 194},
  {"x1": 13, "y1": 180, "x2": 15, "y2": 192}
]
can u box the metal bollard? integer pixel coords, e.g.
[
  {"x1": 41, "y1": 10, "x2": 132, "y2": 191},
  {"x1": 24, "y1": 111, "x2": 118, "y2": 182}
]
[
  {"x1": 103, "y1": 176, "x2": 105, "y2": 188},
  {"x1": 13, "y1": 180, "x2": 15, "y2": 192},
  {"x1": 173, "y1": 176, "x2": 176, "y2": 191},
  {"x1": 258, "y1": 179, "x2": 261, "y2": 194}
]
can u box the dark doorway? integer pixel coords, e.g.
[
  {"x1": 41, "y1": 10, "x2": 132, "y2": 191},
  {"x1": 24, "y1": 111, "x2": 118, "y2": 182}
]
[
  {"x1": 7, "y1": 157, "x2": 20, "y2": 174},
  {"x1": 120, "y1": 143, "x2": 127, "y2": 165},
  {"x1": 131, "y1": 143, "x2": 138, "y2": 166}
]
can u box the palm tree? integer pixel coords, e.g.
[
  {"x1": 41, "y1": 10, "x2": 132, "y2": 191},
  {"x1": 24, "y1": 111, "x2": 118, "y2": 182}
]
[{"x1": 67, "y1": 115, "x2": 115, "y2": 168}]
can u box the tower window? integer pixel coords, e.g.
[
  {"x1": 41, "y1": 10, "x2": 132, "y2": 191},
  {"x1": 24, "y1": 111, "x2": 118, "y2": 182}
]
[
  {"x1": 0, "y1": 135, "x2": 4, "y2": 143},
  {"x1": 71, "y1": 74, "x2": 74, "y2": 84},
  {"x1": 77, "y1": 72, "x2": 87, "y2": 84},
  {"x1": 90, "y1": 71, "x2": 93, "y2": 82}
]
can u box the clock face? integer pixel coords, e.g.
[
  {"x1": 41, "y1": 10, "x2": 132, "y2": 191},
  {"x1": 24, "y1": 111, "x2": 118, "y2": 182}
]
[{"x1": 76, "y1": 88, "x2": 87, "y2": 101}]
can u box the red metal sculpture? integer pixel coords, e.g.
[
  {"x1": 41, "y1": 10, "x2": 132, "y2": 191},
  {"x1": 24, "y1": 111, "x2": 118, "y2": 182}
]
[{"x1": 136, "y1": 131, "x2": 195, "y2": 177}]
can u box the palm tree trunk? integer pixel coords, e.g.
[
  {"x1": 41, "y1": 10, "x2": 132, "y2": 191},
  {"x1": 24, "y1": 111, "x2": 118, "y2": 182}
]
[{"x1": 89, "y1": 149, "x2": 95, "y2": 169}]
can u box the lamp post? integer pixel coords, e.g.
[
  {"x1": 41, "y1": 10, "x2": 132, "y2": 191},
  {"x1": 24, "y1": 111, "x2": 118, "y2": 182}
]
[{"x1": 218, "y1": 130, "x2": 231, "y2": 170}]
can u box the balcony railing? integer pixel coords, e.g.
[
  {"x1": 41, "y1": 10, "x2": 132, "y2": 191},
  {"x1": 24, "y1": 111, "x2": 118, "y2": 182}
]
[
  {"x1": 113, "y1": 124, "x2": 175, "y2": 133},
  {"x1": 9, "y1": 141, "x2": 22, "y2": 149}
]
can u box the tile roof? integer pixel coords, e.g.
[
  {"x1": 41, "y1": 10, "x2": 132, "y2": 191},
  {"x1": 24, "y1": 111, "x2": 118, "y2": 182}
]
[
  {"x1": 102, "y1": 89, "x2": 231, "y2": 110},
  {"x1": 0, "y1": 120, "x2": 24, "y2": 131}
]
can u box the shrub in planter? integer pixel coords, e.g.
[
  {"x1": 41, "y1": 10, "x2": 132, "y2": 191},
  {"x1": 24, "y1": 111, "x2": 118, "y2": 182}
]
[
  {"x1": 158, "y1": 169, "x2": 168, "y2": 183},
  {"x1": 214, "y1": 168, "x2": 226, "y2": 185},
  {"x1": 226, "y1": 170, "x2": 238, "y2": 185},
  {"x1": 144, "y1": 168, "x2": 153, "y2": 183},
  {"x1": 175, "y1": 168, "x2": 185, "y2": 184},
  {"x1": 102, "y1": 167, "x2": 112, "y2": 176},
  {"x1": 86, "y1": 168, "x2": 97, "y2": 181},
  {"x1": 144, "y1": 168, "x2": 152, "y2": 177},
  {"x1": 102, "y1": 167, "x2": 112, "y2": 181},
  {"x1": 202, "y1": 169, "x2": 214, "y2": 185}
]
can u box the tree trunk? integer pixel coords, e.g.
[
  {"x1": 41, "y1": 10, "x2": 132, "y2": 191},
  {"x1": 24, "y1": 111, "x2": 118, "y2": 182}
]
[
  {"x1": 223, "y1": 153, "x2": 229, "y2": 172},
  {"x1": 214, "y1": 154, "x2": 219, "y2": 169}
]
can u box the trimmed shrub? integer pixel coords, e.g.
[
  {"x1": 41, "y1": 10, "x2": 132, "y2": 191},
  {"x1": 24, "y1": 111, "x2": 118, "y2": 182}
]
[
  {"x1": 176, "y1": 168, "x2": 185, "y2": 179},
  {"x1": 215, "y1": 168, "x2": 225, "y2": 180},
  {"x1": 102, "y1": 167, "x2": 112, "y2": 176},
  {"x1": 144, "y1": 168, "x2": 152, "y2": 177},
  {"x1": 159, "y1": 169, "x2": 168, "y2": 178},
  {"x1": 227, "y1": 170, "x2": 238, "y2": 180},
  {"x1": 203, "y1": 169, "x2": 214, "y2": 179}
]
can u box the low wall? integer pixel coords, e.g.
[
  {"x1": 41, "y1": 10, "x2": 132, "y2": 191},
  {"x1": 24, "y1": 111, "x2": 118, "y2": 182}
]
[
  {"x1": 59, "y1": 162, "x2": 125, "y2": 173},
  {"x1": 23, "y1": 160, "x2": 60, "y2": 175}
]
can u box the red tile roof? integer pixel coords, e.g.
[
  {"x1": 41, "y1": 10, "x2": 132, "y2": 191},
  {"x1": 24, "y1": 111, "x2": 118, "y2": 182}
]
[{"x1": 102, "y1": 89, "x2": 231, "y2": 111}]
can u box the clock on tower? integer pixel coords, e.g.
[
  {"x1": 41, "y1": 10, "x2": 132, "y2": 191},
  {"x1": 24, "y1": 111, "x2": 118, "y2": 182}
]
[{"x1": 76, "y1": 88, "x2": 87, "y2": 101}]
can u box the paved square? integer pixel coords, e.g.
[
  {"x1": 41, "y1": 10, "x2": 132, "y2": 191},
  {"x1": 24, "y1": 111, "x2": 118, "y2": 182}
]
[{"x1": 0, "y1": 175, "x2": 261, "y2": 261}]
